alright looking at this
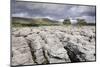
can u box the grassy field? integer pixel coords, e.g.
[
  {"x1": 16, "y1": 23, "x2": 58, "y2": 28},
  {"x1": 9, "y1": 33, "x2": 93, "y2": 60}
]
[{"x1": 11, "y1": 17, "x2": 96, "y2": 27}]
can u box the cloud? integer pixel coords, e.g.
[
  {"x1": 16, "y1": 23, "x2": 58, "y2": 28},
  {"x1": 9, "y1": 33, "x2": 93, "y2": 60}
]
[
  {"x1": 12, "y1": 12, "x2": 29, "y2": 18},
  {"x1": 77, "y1": 16, "x2": 95, "y2": 23},
  {"x1": 11, "y1": 0, "x2": 96, "y2": 23}
]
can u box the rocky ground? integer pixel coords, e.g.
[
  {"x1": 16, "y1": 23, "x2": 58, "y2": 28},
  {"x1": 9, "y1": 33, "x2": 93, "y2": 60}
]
[{"x1": 11, "y1": 26, "x2": 96, "y2": 66}]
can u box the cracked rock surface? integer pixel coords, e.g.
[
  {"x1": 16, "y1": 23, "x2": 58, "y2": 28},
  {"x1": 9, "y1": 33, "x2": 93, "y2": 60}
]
[{"x1": 11, "y1": 26, "x2": 96, "y2": 66}]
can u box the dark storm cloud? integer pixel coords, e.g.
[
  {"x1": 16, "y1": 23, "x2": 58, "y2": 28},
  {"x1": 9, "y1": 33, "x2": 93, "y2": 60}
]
[{"x1": 11, "y1": 0, "x2": 96, "y2": 22}]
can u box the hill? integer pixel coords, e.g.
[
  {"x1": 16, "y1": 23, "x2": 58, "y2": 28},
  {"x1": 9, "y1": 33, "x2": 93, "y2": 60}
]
[{"x1": 12, "y1": 17, "x2": 60, "y2": 27}]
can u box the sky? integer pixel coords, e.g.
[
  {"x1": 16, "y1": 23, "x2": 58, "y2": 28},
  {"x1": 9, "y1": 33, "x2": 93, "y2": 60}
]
[{"x1": 11, "y1": 0, "x2": 96, "y2": 23}]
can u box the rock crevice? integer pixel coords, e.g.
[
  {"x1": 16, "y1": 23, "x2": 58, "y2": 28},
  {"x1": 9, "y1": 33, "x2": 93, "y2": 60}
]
[{"x1": 11, "y1": 26, "x2": 96, "y2": 66}]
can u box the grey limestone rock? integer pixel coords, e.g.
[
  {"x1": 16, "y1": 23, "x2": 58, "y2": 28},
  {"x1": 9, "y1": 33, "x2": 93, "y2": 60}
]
[{"x1": 12, "y1": 26, "x2": 96, "y2": 66}]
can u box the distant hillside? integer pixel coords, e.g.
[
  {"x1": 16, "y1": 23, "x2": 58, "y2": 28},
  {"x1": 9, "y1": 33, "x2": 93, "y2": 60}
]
[
  {"x1": 12, "y1": 17, "x2": 95, "y2": 27},
  {"x1": 12, "y1": 17, "x2": 60, "y2": 27},
  {"x1": 12, "y1": 17, "x2": 33, "y2": 24},
  {"x1": 86, "y1": 23, "x2": 96, "y2": 26}
]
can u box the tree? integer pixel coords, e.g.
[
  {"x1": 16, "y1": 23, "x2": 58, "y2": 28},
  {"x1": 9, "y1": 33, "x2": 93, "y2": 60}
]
[
  {"x1": 63, "y1": 18, "x2": 71, "y2": 25},
  {"x1": 77, "y1": 19, "x2": 87, "y2": 25}
]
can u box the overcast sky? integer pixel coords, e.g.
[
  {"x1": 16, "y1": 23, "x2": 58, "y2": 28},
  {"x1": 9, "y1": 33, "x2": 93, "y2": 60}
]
[{"x1": 11, "y1": 0, "x2": 96, "y2": 23}]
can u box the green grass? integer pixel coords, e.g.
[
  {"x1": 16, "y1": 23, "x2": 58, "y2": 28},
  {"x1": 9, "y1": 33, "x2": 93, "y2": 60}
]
[
  {"x1": 11, "y1": 22, "x2": 61, "y2": 27},
  {"x1": 11, "y1": 18, "x2": 95, "y2": 27}
]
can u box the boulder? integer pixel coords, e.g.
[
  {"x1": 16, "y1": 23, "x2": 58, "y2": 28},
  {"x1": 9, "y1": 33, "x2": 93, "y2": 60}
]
[{"x1": 12, "y1": 36, "x2": 34, "y2": 66}]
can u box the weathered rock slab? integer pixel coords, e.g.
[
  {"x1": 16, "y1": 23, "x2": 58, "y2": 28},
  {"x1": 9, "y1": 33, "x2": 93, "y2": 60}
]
[{"x1": 12, "y1": 26, "x2": 96, "y2": 66}]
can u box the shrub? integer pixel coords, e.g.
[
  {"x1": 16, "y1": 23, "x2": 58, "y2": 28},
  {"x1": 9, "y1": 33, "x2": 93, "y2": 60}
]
[
  {"x1": 63, "y1": 18, "x2": 71, "y2": 25},
  {"x1": 77, "y1": 19, "x2": 87, "y2": 26}
]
